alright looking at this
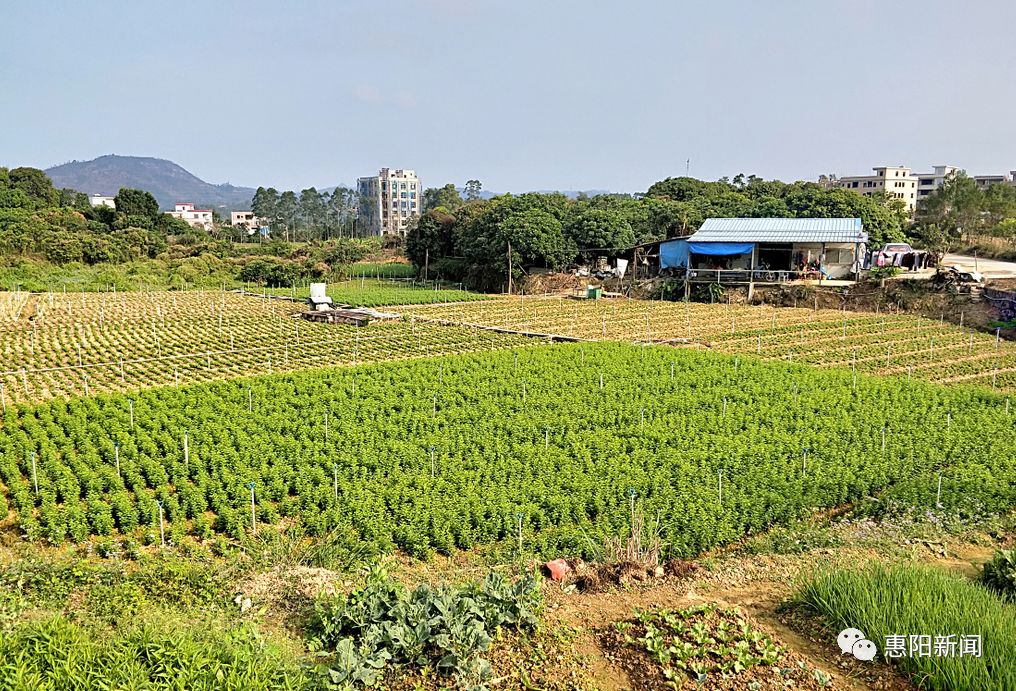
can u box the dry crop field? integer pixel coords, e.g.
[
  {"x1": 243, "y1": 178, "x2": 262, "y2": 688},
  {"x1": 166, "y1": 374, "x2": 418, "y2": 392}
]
[{"x1": 0, "y1": 290, "x2": 531, "y2": 406}]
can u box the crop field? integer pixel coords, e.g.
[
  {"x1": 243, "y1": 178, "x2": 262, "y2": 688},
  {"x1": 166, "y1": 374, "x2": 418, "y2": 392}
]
[
  {"x1": 402, "y1": 296, "x2": 1016, "y2": 391},
  {"x1": 260, "y1": 278, "x2": 488, "y2": 307},
  {"x1": 0, "y1": 291, "x2": 529, "y2": 405},
  {"x1": 1, "y1": 342, "x2": 1012, "y2": 554},
  {"x1": 347, "y1": 261, "x2": 417, "y2": 278}
]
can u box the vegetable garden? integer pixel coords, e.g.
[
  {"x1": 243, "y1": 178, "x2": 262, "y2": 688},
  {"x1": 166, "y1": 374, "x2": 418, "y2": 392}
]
[
  {"x1": 1, "y1": 342, "x2": 1012, "y2": 557},
  {"x1": 402, "y1": 296, "x2": 1016, "y2": 391}
]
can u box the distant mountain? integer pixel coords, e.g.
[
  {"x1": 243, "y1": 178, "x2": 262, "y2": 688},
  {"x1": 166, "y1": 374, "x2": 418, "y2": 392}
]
[{"x1": 45, "y1": 155, "x2": 257, "y2": 211}]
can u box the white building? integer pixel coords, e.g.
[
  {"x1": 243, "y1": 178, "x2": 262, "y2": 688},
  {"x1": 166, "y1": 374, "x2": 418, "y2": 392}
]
[
  {"x1": 230, "y1": 211, "x2": 265, "y2": 233},
  {"x1": 357, "y1": 168, "x2": 421, "y2": 236},
  {"x1": 973, "y1": 172, "x2": 1016, "y2": 191},
  {"x1": 168, "y1": 202, "x2": 213, "y2": 231},
  {"x1": 89, "y1": 194, "x2": 116, "y2": 209},
  {"x1": 914, "y1": 165, "x2": 960, "y2": 202},
  {"x1": 835, "y1": 166, "x2": 918, "y2": 212}
]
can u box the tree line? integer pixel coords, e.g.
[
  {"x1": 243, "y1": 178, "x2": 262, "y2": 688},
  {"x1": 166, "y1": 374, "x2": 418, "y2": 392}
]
[
  {"x1": 407, "y1": 175, "x2": 909, "y2": 291},
  {"x1": 250, "y1": 186, "x2": 361, "y2": 242},
  {"x1": 0, "y1": 166, "x2": 193, "y2": 265}
]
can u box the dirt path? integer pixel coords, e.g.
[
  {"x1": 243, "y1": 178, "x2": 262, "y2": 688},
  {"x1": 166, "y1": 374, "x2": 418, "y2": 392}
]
[{"x1": 537, "y1": 535, "x2": 996, "y2": 690}]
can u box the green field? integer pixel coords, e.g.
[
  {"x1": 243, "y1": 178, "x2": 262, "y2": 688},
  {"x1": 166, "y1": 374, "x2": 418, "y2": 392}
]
[{"x1": 2, "y1": 342, "x2": 1012, "y2": 556}]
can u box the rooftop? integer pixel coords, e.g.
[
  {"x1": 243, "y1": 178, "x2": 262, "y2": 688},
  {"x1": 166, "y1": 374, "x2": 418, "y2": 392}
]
[{"x1": 688, "y1": 218, "x2": 867, "y2": 244}]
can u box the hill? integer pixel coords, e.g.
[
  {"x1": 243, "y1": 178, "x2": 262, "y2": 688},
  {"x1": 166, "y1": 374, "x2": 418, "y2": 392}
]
[{"x1": 45, "y1": 155, "x2": 257, "y2": 211}]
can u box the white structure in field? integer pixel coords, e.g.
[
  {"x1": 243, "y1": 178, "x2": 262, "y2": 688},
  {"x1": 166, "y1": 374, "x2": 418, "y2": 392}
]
[
  {"x1": 230, "y1": 210, "x2": 265, "y2": 233},
  {"x1": 357, "y1": 168, "x2": 421, "y2": 236},
  {"x1": 168, "y1": 202, "x2": 213, "y2": 230},
  {"x1": 89, "y1": 194, "x2": 116, "y2": 209}
]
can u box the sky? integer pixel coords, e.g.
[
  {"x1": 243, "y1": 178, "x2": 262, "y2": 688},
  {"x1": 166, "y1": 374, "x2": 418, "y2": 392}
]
[{"x1": 1, "y1": 0, "x2": 1015, "y2": 194}]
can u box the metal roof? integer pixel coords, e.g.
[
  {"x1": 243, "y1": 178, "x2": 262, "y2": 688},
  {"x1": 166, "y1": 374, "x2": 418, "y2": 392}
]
[{"x1": 688, "y1": 218, "x2": 867, "y2": 244}]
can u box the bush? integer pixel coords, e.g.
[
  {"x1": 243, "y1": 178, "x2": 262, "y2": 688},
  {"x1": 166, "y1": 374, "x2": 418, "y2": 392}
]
[{"x1": 981, "y1": 549, "x2": 1016, "y2": 598}]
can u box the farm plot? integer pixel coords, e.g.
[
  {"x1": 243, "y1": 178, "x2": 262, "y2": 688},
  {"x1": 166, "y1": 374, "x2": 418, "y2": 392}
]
[
  {"x1": 260, "y1": 278, "x2": 489, "y2": 307},
  {"x1": 0, "y1": 290, "x2": 530, "y2": 406},
  {"x1": 402, "y1": 296, "x2": 1016, "y2": 390},
  {"x1": 1, "y1": 342, "x2": 1012, "y2": 556}
]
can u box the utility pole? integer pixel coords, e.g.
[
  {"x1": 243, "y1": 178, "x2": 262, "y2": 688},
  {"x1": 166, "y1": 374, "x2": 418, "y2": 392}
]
[
  {"x1": 507, "y1": 241, "x2": 513, "y2": 295},
  {"x1": 424, "y1": 248, "x2": 429, "y2": 283}
]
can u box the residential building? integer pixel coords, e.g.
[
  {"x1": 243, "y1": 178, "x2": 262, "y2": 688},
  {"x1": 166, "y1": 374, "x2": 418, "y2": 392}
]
[
  {"x1": 973, "y1": 172, "x2": 1016, "y2": 190},
  {"x1": 89, "y1": 194, "x2": 116, "y2": 209},
  {"x1": 230, "y1": 210, "x2": 265, "y2": 232},
  {"x1": 168, "y1": 202, "x2": 213, "y2": 231},
  {"x1": 834, "y1": 166, "x2": 918, "y2": 212},
  {"x1": 357, "y1": 168, "x2": 421, "y2": 236},
  {"x1": 914, "y1": 165, "x2": 959, "y2": 201},
  {"x1": 657, "y1": 218, "x2": 867, "y2": 298}
]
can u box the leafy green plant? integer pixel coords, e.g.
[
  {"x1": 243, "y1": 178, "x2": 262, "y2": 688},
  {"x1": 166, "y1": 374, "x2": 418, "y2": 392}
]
[
  {"x1": 980, "y1": 549, "x2": 1016, "y2": 598},
  {"x1": 609, "y1": 604, "x2": 821, "y2": 686},
  {"x1": 308, "y1": 569, "x2": 541, "y2": 689}
]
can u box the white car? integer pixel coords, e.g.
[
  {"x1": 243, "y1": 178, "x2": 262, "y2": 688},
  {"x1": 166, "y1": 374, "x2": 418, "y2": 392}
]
[{"x1": 880, "y1": 243, "x2": 914, "y2": 255}]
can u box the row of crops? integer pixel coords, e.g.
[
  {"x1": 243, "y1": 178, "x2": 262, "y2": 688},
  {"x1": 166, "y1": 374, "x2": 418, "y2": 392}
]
[
  {"x1": 0, "y1": 343, "x2": 1012, "y2": 556},
  {"x1": 0, "y1": 291, "x2": 526, "y2": 405},
  {"x1": 261, "y1": 278, "x2": 489, "y2": 307},
  {"x1": 402, "y1": 297, "x2": 1016, "y2": 391}
]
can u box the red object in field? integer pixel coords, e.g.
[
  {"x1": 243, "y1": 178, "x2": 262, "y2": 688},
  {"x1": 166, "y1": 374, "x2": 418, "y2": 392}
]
[{"x1": 545, "y1": 559, "x2": 571, "y2": 581}]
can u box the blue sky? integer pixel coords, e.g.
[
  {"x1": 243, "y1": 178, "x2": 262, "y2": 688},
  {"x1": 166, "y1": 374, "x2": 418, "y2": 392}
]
[{"x1": 1, "y1": 0, "x2": 1014, "y2": 193}]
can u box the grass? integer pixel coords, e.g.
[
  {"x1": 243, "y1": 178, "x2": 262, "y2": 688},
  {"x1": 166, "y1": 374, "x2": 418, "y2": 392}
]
[
  {"x1": 795, "y1": 563, "x2": 1016, "y2": 690},
  {"x1": 261, "y1": 278, "x2": 490, "y2": 307},
  {"x1": 0, "y1": 614, "x2": 316, "y2": 691},
  {"x1": 348, "y1": 262, "x2": 416, "y2": 278}
]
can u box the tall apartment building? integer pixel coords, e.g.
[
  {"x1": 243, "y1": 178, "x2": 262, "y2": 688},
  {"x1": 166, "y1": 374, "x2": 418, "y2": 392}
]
[
  {"x1": 835, "y1": 166, "x2": 918, "y2": 212},
  {"x1": 357, "y1": 168, "x2": 421, "y2": 236}
]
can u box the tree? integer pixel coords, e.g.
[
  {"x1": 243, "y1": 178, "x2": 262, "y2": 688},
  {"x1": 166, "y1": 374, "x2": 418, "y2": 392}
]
[
  {"x1": 915, "y1": 172, "x2": 984, "y2": 240},
  {"x1": 298, "y1": 187, "x2": 327, "y2": 237},
  {"x1": 326, "y1": 187, "x2": 358, "y2": 238},
  {"x1": 464, "y1": 179, "x2": 483, "y2": 201},
  {"x1": 565, "y1": 208, "x2": 635, "y2": 252},
  {"x1": 8, "y1": 167, "x2": 59, "y2": 207},
  {"x1": 251, "y1": 187, "x2": 279, "y2": 231},
  {"x1": 276, "y1": 191, "x2": 298, "y2": 241},
  {"x1": 114, "y1": 188, "x2": 160, "y2": 221},
  {"x1": 406, "y1": 209, "x2": 456, "y2": 269},
  {"x1": 423, "y1": 184, "x2": 463, "y2": 212}
]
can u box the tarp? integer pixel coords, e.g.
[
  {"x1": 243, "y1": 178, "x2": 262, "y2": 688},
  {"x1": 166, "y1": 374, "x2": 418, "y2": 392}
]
[
  {"x1": 660, "y1": 239, "x2": 689, "y2": 269},
  {"x1": 688, "y1": 242, "x2": 754, "y2": 256}
]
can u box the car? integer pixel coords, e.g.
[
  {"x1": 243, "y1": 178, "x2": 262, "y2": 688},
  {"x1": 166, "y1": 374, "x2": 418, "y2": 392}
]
[{"x1": 880, "y1": 242, "x2": 914, "y2": 255}]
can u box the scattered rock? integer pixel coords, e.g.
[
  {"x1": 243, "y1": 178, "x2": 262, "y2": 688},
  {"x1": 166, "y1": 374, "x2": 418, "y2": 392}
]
[{"x1": 545, "y1": 558, "x2": 572, "y2": 582}]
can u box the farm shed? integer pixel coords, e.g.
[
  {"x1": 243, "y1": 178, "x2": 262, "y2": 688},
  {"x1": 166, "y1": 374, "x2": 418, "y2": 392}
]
[{"x1": 678, "y1": 217, "x2": 867, "y2": 287}]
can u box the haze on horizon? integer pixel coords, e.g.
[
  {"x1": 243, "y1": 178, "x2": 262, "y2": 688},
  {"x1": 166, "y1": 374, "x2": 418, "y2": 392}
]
[{"x1": 1, "y1": 0, "x2": 1014, "y2": 194}]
